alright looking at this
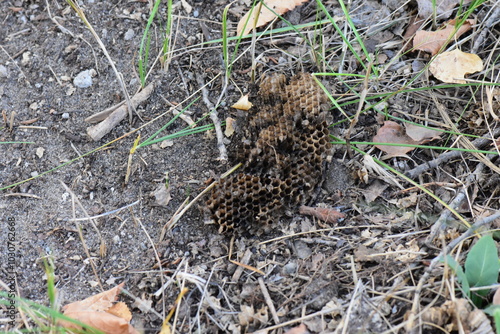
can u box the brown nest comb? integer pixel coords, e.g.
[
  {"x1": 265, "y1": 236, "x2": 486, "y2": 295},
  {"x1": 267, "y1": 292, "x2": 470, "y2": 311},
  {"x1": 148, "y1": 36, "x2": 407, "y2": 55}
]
[{"x1": 206, "y1": 73, "x2": 333, "y2": 233}]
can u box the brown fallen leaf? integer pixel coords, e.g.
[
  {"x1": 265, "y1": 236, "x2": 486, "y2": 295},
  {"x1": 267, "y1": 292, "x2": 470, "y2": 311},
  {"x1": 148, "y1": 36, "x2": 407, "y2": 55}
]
[
  {"x1": 299, "y1": 205, "x2": 345, "y2": 224},
  {"x1": 237, "y1": 0, "x2": 310, "y2": 36},
  {"x1": 403, "y1": 14, "x2": 424, "y2": 45},
  {"x1": 429, "y1": 49, "x2": 483, "y2": 84},
  {"x1": 373, "y1": 121, "x2": 417, "y2": 156},
  {"x1": 231, "y1": 94, "x2": 253, "y2": 110},
  {"x1": 413, "y1": 19, "x2": 474, "y2": 55},
  {"x1": 58, "y1": 283, "x2": 140, "y2": 334},
  {"x1": 405, "y1": 124, "x2": 442, "y2": 143}
]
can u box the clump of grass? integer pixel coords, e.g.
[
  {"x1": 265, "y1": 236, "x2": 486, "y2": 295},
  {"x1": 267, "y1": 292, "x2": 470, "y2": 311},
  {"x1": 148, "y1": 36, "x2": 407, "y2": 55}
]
[
  {"x1": 138, "y1": 0, "x2": 160, "y2": 87},
  {"x1": 0, "y1": 254, "x2": 104, "y2": 333},
  {"x1": 138, "y1": 0, "x2": 174, "y2": 87}
]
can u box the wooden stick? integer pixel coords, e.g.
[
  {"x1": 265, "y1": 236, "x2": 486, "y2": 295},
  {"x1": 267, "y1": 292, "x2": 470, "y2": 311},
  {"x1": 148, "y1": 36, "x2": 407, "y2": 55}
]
[{"x1": 86, "y1": 83, "x2": 154, "y2": 141}]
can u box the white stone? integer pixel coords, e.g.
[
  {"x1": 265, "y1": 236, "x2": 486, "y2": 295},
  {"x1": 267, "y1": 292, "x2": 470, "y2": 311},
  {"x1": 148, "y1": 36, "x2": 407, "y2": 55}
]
[
  {"x1": 0, "y1": 65, "x2": 8, "y2": 78},
  {"x1": 124, "y1": 28, "x2": 135, "y2": 40},
  {"x1": 73, "y1": 69, "x2": 95, "y2": 88}
]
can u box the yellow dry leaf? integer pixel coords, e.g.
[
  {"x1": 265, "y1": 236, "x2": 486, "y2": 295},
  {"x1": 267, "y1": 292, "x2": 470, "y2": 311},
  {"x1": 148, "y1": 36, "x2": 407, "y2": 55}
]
[
  {"x1": 225, "y1": 117, "x2": 236, "y2": 137},
  {"x1": 429, "y1": 49, "x2": 483, "y2": 84},
  {"x1": 237, "y1": 0, "x2": 310, "y2": 36},
  {"x1": 231, "y1": 94, "x2": 253, "y2": 110},
  {"x1": 413, "y1": 19, "x2": 475, "y2": 55}
]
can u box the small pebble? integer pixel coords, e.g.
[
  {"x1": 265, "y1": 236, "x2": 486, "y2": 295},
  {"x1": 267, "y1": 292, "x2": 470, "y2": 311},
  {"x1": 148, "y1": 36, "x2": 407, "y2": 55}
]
[
  {"x1": 62, "y1": 112, "x2": 70, "y2": 119},
  {"x1": 294, "y1": 240, "x2": 312, "y2": 259},
  {"x1": 31, "y1": 171, "x2": 39, "y2": 177},
  {"x1": 21, "y1": 52, "x2": 31, "y2": 66},
  {"x1": 193, "y1": 9, "x2": 199, "y2": 17},
  {"x1": 283, "y1": 262, "x2": 298, "y2": 274},
  {"x1": 18, "y1": 15, "x2": 27, "y2": 24},
  {"x1": 124, "y1": 28, "x2": 135, "y2": 40},
  {"x1": 0, "y1": 65, "x2": 8, "y2": 78},
  {"x1": 73, "y1": 69, "x2": 95, "y2": 88},
  {"x1": 412, "y1": 60, "x2": 425, "y2": 73}
]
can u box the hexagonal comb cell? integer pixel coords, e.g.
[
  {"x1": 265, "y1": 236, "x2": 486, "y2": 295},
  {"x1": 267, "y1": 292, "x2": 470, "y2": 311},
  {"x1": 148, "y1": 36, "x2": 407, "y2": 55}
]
[{"x1": 207, "y1": 73, "x2": 332, "y2": 234}]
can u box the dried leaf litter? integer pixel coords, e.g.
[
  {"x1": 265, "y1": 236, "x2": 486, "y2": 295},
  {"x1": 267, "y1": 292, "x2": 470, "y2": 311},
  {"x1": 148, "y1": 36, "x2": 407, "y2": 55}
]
[{"x1": 207, "y1": 73, "x2": 333, "y2": 233}]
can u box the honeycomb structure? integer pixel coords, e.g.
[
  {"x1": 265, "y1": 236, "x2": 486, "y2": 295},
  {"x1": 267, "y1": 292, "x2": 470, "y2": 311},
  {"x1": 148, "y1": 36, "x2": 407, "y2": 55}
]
[{"x1": 206, "y1": 73, "x2": 332, "y2": 233}]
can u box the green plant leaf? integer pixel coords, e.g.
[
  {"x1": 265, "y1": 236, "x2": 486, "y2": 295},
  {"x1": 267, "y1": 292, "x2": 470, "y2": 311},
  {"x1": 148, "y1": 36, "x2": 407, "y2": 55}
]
[
  {"x1": 484, "y1": 305, "x2": 500, "y2": 333},
  {"x1": 442, "y1": 254, "x2": 470, "y2": 296},
  {"x1": 465, "y1": 235, "x2": 500, "y2": 296}
]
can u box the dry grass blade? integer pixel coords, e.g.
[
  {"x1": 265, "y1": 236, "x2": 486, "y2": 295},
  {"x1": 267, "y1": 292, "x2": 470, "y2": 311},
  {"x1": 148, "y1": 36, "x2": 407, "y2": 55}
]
[
  {"x1": 60, "y1": 181, "x2": 104, "y2": 290},
  {"x1": 430, "y1": 93, "x2": 500, "y2": 175}
]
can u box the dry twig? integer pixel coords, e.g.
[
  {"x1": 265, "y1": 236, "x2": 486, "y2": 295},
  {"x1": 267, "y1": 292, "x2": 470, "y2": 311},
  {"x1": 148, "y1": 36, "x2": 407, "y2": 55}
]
[
  {"x1": 258, "y1": 277, "x2": 280, "y2": 325},
  {"x1": 471, "y1": 4, "x2": 500, "y2": 54},
  {"x1": 405, "y1": 126, "x2": 500, "y2": 179},
  {"x1": 426, "y1": 161, "x2": 486, "y2": 244},
  {"x1": 196, "y1": 74, "x2": 228, "y2": 161},
  {"x1": 86, "y1": 83, "x2": 154, "y2": 141}
]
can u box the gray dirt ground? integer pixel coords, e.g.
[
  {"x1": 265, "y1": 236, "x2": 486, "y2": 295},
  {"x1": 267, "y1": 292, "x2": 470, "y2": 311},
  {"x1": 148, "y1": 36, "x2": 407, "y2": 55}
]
[{"x1": 1, "y1": 0, "x2": 499, "y2": 333}]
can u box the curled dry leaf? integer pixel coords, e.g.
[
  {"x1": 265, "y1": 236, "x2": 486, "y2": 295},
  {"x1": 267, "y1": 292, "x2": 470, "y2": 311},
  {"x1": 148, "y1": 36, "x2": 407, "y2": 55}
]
[
  {"x1": 152, "y1": 182, "x2": 171, "y2": 207},
  {"x1": 413, "y1": 19, "x2": 475, "y2": 55},
  {"x1": 373, "y1": 121, "x2": 417, "y2": 156},
  {"x1": 58, "y1": 283, "x2": 140, "y2": 334},
  {"x1": 419, "y1": 299, "x2": 492, "y2": 333},
  {"x1": 429, "y1": 49, "x2": 483, "y2": 84},
  {"x1": 237, "y1": 0, "x2": 310, "y2": 36},
  {"x1": 231, "y1": 94, "x2": 253, "y2": 110},
  {"x1": 299, "y1": 205, "x2": 345, "y2": 224},
  {"x1": 238, "y1": 304, "x2": 269, "y2": 327}
]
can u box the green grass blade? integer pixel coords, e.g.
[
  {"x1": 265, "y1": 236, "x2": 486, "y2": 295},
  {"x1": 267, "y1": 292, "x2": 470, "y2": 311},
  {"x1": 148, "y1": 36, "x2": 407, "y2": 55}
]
[
  {"x1": 138, "y1": 0, "x2": 161, "y2": 87},
  {"x1": 330, "y1": 141, "x2": 499, "y2": 156},
  {"x1": 0, "y1": 291, "x2": 105, "y2": 333},
  {"x1": 139, "y1": 97, "x2": 199, "y2": 148}
]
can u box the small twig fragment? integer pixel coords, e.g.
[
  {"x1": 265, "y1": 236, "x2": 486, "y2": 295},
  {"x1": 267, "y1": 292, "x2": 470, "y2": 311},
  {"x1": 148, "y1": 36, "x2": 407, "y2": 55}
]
[
  {"x1": 85, "y1": 101, "x2": 125, "y2": 123},
  {"x1": 196, "y1": 74, "x2": 228, "y2": 161},
  {"x1": 86, "y1": 83, "x2": 154, "y2": 141},
  {"x1": 258, "y1": 277, "x2": 279, "y2": 325}
]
